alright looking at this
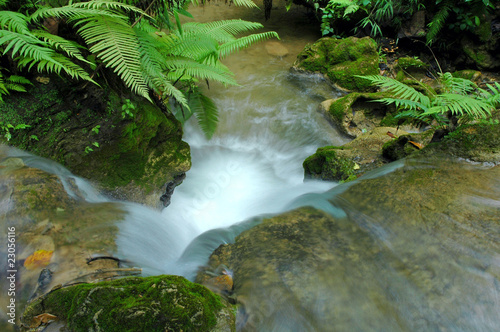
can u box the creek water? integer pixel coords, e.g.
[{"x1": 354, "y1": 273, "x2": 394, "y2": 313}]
[{"x1": 1, "y1": 1, "x2": 499, "y2": 331}]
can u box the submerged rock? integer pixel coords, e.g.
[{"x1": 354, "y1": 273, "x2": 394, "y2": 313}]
[
  {"x1": 291, "y1": 36, "x2": 379, "y2": 92},
  {"x1": 21, "y1": 275, "x2": 235, "y2": 332}
]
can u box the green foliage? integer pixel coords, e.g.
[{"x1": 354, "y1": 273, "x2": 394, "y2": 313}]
[
  {"x1": 0, "y1": 0, "x2": 277, "y2": 139},
  {"x1": 358, "y1": 73, "x2": 499, "y2": 128}
]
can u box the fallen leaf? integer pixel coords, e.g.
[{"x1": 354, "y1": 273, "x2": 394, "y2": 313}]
[
  {"x1": 386, "y1": 131, "x2": 397, "y2": 138},
  {"x1": 30, "y1": 313, "x2": 58, "y2": 328},
  {"x1": 24, "y1": 250, "x2": 53, "y2": 270},
  {"x1": 353, "y1": 163, "x2": 360, "y2": 170},
  {"x1": 408, "y1": 141, "x2": 424, "y2": 149}
]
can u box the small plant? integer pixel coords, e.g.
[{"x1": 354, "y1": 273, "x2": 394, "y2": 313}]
[
  {"x1": 91, "y1": 125, "x2": 100, "y2": 134},
  {"x1": 121, "y1": 99, "x2": 135, "y2": 119},
  {"x1": 29, "y1": 134, "x2": 39, "y2": 141},
  {"x1": 0, "y1": 122, "x2": 30, "y2": 141},
  {"x1": 84, "y1": 142, "x2": 99, "y2": 154}
]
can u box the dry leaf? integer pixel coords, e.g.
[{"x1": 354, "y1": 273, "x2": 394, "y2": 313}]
[
  {"x1": 24, "y1": 250, "x2": 53, "y2": 270},
  {"x1": 408, "y1": 141, "x2": 424, "y2": 149},
  {"x1": 30, "y1": 313, "x2": 58, "y2": 328},
  {"x1": 386, "y1": 131, "x2": 397, "y2": 138}
]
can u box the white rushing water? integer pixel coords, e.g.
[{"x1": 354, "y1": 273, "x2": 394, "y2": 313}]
[{"x1": 116, "y1": 67, "x2": 350, "y2": 276}]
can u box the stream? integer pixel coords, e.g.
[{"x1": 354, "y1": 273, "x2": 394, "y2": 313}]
[{"x1": 1, "y1": 1, "x2": 499, "y2": 331}]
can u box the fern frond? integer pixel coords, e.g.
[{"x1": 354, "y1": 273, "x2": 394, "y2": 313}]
[
  {"x1": 231, "y1": 0, "x2": 259, "y2": 8},
  {"x1": 358, "y1": 75, "x2": 431, "y2": 107},
  {"x1": 30, "y1": 6, "x2": 121, "y2": 23},
  {"x1": 439, "y1": 72, "x2": 476, "y2": 95},
  {"x1": 76, "y1": 15, "x2": 150, "y2": 100},
  {"x1": 426, "y1": 94, "x2": 493, "y2": 118},
  {"x1": 426, "y1": 0, "x2": 451, "y2": 45},
  {"x1": 219, "y1": 31, "x2": 279, "y2": 58},
  {"x1": 5, "y1": 74, "x2": 31, "y2": 85},
  {"x1": 166, "y1": 57, "x2": 237, "y2": 86},
  {"x1": 72, "y1": 0, "x2": 151, "y2": 15},
  {"x1": 32, "y1": 30, "x2": 88, "y2": 63},
  {"x1": 0, "y1": 11, "x2": 30, "y2": 33},
  {"x1": 377, "y1": 97, "x2": 427, "y2": 112},
  {"x1": 188, "y1": 90, "x2": 219, "y2": 139},
  {"x1": 183, "y1": 20, "x2": 264, "y2": 44},
  {"x1": 479, "y1": 82, "x2": 500, "y2": 107}
]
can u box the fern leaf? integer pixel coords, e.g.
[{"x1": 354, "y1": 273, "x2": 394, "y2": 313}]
[
  {"x1": 426, "y1": 94, "x2": 493, "y2": 118},
  {"x1": 30, "y1": 6, "x2": 121, "y2": 23},
  {"x1": 166, "y1": 57, "x2": 237, "y2": 86},
  {"x1": 231, "y1": 0, "x2": 259, "y2": 8},
  {"x1": 189, "y1": 91, "x2": 219, "y2": 139},
  {"x1": 0, "y1": 11, "x2": 30, "y2": 33},
  {"x1": 426, "y1": 0, "x2": 451, "y2": 45},
  {"x1": 32, "y1": 30, "x2": 88, "y2": 63},
  {"x1": 358, "y1": 75, "x2": 431, "y2": 107},
  {"x1": 182, "y1": 20, "x2": 265, "y2": 44},
  {"x1": 76, "y1": 15, "x2": 151, "y2": 101},
  {"x1": 219, "y1": 31, "x2": 279, "y2": 58},
  {"x1": 377, "y1": 97, "x2": 427, "y2": 112},
  {"x1": 72, "y1": 0, "x2": 151, "y2": 16},
  {"x1": 439, "y1": 72, "x2": 476, "y2": 95}
]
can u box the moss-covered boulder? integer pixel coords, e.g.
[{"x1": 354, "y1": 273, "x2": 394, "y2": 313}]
[
  {"x1": 320, "y1": 91, "x2": 394, "y2": 138},
  {"x1": 20, "y1": 275, "x2": 235, "y2": 332},
  {"x1": 303, "y1": 146, "x2": 356, "y2": 182},
  {"x1": 291, "y1": 37, "x2": 379, "y2": 91},
  {"x1": 0, "y1": 78, "x2": 191, "y2": 206},
  {"x1": 417, "y1": 113, "x2": 500, "y2": 163}
]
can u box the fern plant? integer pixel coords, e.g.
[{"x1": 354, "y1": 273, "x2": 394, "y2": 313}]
[
  {"x1": 358, "y1": 73, "x2": 499, "y2": 128},
  {"x1": 1, "y1": 0, "x2": 277, "y2": 139}
]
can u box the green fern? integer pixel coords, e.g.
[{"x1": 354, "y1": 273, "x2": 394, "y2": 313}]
[
  {"x1": 359, "y1": 73, "x2": 497, "y2": 126},
  {"x1": 426, "y1": 0, "x2": 452, "y2": 45}
]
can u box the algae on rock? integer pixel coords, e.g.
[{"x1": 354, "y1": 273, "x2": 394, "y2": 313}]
[{"x1": 292, "y1": 37, "x2": 380, "y2": 92}]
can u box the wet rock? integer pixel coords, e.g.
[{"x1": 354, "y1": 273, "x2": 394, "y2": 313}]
[
  {"x1": 319, "y1": 92, "x2": 395, "y2": 138},
  {"x1": 2, "y1": 78, "x2": 191, "y2": 207},
  {"x1": 202, "y1": 160, "x2": 500, "y2": 331},
  {"x1": 303, "y1": 146, "x2": 356, "y2": 182},
  {"x1": 21, "y1": 275, "x2": 235, "y2": 332},
  {"x1": 265, "y1": 41, "x2": 289, "y2": 57},
  {"x1": 291, "y1": 37, "x2": 379, "y2": 92}
]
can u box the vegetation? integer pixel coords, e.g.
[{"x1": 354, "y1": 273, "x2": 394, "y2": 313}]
[
  {"x1": 0, "y1": 0, "x2": 278, "y2": 138},
  {"x1": 358, "y1": 73, "x2": 500, "y2": 129},
  {"x1": 291, "y1": 0, "x2": 495, "y2": 45}
]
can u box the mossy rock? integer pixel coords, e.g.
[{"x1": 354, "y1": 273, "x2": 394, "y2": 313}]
[
  {"x1": 395, "y1": 56, "x2": 429, "y2": 73},
  {"x1": 417, "y1": 112, "x2": 500, "y2": 163},
  {"x1": 303, "y1": 146, "x2": 356, "y2": 182},
  {"x1": 382, "y1": 135, "x2": 422, "y2": 161},
  {"x1": 0, "y1": 77, "x2": 191, "y2": 206},
  {"x1": 452, "y1": 70, "x2": 482, "y2": 82},
  {"x1": 322, "y1": 91, "x2": 394, "y2": 138},
  {"x1": 292, "y1": 37, "x2": 379, "y2": 91},
  {"x1": 21, "y1": 275, "x2": 235, "y2": 332},
  {"x1": 460, "y1": 33, "x2": 500, "y2": 70}
]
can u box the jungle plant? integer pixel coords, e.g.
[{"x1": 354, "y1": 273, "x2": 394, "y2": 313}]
[
  {"x1": 0, "y1": 0, "x2": 277, "y2": 139},
  {"x1": 358, "y1": 73, "x2": 500, "y2": 129}
]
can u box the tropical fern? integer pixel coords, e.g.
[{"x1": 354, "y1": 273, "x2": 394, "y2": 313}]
[
  {"x1": 0, "y1": 70, "x2": 31, "y2": 102},
  {"x1": 359, "y1": 74, "x2": 497, "y2": 127},
  {"x1": 426, "y1": 0, "x2": 452, "y2": 45}
]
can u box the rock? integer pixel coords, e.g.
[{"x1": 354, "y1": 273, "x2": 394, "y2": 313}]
[
  {"x1": 20, "y1": 275, "x2": 235, "y2": 332},
  {"x1": 291, "y1": 36, "x2": 379, "y2": 92},
  {"x1": 416, "y1": 111, "x2": 500, "y2": 163},
  {"x1": 320, "y1": 92, "x2": 395, "y2": 138},
  {"x1": 2, "y1": 78, "x2": 191, "y2": 207},
  {"x1": 265, "y1": 41, "x2": 289, "y2": 57},
  {"x1": 201, "y1": 160, "x2": 500, "y2": 331},
  {"x1": 460, "y1": 33, "x2": 500, "y2": 70},
  {"x1": 303, "y1": 146, "x2": 356, "y2": 182}
]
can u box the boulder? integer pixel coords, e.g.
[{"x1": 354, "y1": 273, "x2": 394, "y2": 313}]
[
  {"x1": 201, "y1": 159, "x2": 500, "y2": 331},
  {"x1": 20, "y1": 275, "x2": 235, "y2": 332},
  {"x1": 1, "y1": 79, "x2": 191, "y2": 207},
  {"x1": 291, "y1": 37, "x2": 379, "y2": 92}
]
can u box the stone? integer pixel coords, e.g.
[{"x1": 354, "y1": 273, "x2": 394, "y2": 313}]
[
  {"x1": 20, "y1": 275, "x2": 235, "y2": 332},
  {"x1": 265, "y1": 41, "x2": 289, "y2": 57},
  {"x1": 291, "y1": 36, "x2": 379, "y2": 92}
]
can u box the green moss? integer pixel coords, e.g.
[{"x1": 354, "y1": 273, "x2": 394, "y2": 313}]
[
  {"x1": 23, "y1": 275, "x2": 228, "y2": 332},
  {"x1": 395, "y1": 57, "x2": 429, "y2": 71},
  {"x1": 452, "y1": 70, "x2": 481, "y2": 81},
  {"x1": 294, "y1": 37, "x2": 379, "y2": 91},
  {"x1": 327, "y1": 91, "x2": 392, "y2": 126},
  {"x1": 303, "y1": 146, "x2": 356, "y2": 181}
]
